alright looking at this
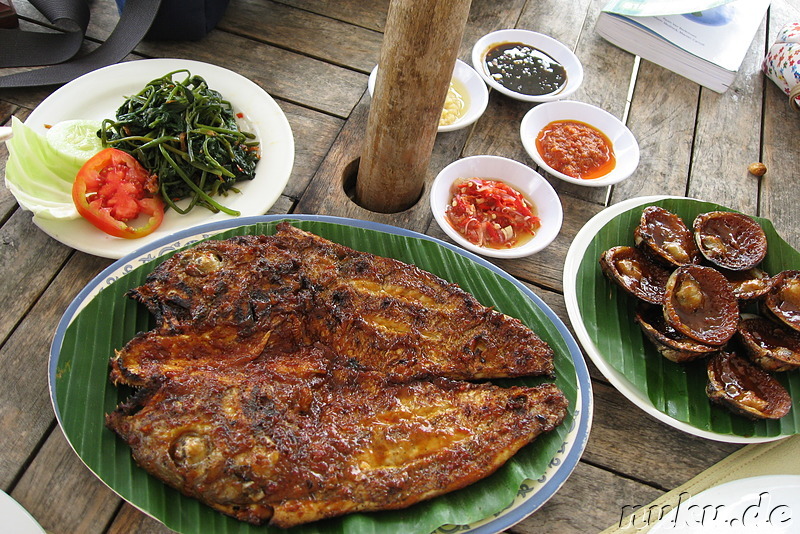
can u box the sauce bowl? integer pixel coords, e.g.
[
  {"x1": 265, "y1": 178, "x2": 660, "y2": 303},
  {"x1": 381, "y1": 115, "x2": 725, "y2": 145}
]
[
  {"x1": 471, "y1": 29, "x2": 583, "y2": 103},
  {"x1": 368, "y1": 59, "x2": 489, "y2": 133},
  {"x1": 520, "y1": 100, "x2": 640, "y2": 187},
  {"x1": 430, "y1": 155, "x2": 562, "y2": 258}
]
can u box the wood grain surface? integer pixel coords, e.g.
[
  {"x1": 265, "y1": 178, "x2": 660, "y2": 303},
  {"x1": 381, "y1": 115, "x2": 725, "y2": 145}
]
[{"x1": 2, "y1": 0, "x2": 798, "y2": 532}]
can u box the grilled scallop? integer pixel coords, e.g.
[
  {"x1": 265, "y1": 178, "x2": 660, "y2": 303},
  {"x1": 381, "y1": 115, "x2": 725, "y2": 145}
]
[
  {"x1": 738, "y1": 316, "x2": 800, "y2": 372},
  {"x1": 692, "y1": 211, "x2": 767, "y2": 271},
  {"x1": 635, "y1": 304, "x2": 718, "y2": 363},
  {"x1": 764, "y1": 270, "x2": 800, "y2": 333},
  {"x1": 706, "y1": 351, "x2": 792, "y2": 420},
  {"x1": 663, "y1": 265, "x2": 738, "y2": 346},
  {"x1": 634, "y1": 206, "x2": 700, "y2": 267},
  {"x1": 720, "y1": 267, "x2": 775, "y2": 301},
  {"x1": 599, "y1": 246, "x2": 672, "y2": 304}
]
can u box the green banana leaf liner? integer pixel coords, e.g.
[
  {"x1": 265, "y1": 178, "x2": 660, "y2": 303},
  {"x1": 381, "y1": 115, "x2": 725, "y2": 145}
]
[
  {"x1": 53, "y1": 218, "x2": 581, "y2": 534},
  {"x1": 576, "y1": 197, "x2": 800, "y2": 438}
]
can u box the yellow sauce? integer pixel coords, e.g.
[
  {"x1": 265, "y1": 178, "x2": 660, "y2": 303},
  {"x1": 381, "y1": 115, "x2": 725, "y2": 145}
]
[{"x1": 440, "y1": 79, "x2": 469, "y2": 126}]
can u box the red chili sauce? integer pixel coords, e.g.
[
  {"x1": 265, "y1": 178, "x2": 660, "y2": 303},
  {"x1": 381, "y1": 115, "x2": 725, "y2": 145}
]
[
  {"x1": 445, "y1": 177, "x2": 540, "y2": 249},
  {"x1": 535, "y1": 120, "x2": 616, "y2": 179}
]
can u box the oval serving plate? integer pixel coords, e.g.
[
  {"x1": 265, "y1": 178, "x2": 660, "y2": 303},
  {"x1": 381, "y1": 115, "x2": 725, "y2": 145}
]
[
  {"x1": 50, "y1": 215, "x2": 592, "y2": 534},
  {"x1": 23, "y1": 58, "x2": 294, "y2": 260},
  {"x1": 564, "y1": 196, "x2": 800, "y2": 443}
]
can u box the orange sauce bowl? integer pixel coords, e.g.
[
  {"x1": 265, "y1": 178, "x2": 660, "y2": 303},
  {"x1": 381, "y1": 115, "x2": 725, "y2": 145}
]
[{"x1": 520, "y1": 100, "x2": 639, "y2": 187}]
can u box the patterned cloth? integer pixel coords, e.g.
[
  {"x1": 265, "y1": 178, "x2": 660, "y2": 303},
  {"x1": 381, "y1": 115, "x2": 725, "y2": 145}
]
[{"x1": 763, "y1": 22, "x2": 800, "y2": 110}]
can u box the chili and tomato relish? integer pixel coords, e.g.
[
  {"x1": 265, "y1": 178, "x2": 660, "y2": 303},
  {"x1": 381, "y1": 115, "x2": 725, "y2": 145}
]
[
  {"x1": 535, "y1": 120, "x2": 616, "y2": 180},
  {"x1": 445, "y1": 177, "x2": 540, "y2": 249}
]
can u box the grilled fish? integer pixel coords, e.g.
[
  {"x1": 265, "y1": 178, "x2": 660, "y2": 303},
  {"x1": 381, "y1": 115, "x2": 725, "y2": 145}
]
[
  {"x1": 107, "y1": 346, "x2": 567, "y2": 527},
  {"x1": 117, "y1": 223, "x2": 554, "y2": 383},
  {"x1": 106, "y1": 223, "x2": 567, "y2": 527}
]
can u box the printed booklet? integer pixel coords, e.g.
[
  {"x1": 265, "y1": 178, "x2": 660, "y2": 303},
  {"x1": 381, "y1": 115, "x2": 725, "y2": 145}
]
[{"x1": 595, "y1": 0, "x2": 771, "y2": 92}]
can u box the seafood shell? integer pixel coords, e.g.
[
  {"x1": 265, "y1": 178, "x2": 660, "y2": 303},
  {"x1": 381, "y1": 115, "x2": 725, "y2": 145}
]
[
  {"x1": 663, "y1": 265, "x2": 738, "y2": 346},
  {"x1": 693, "y1": 211, "x2": 767, "y2": 271},
  {"x1": 599, "y1": 246, "x2": 671, "y2": 304},
  {"x1": 635, "y1": 304, "x2": 718, "y2": 363},
  {"x1": 738, "y1": 316, "x2": 800, "y2": 372},
  {"x1": 706, "y1": 351, "x2": 792, "y2": 420},
  {"x1": 764, "y1": 270, "x2": 800, "y2": 333},
  {"x1": 634, "y1": 206, "x2": 700, "y2": 267}
]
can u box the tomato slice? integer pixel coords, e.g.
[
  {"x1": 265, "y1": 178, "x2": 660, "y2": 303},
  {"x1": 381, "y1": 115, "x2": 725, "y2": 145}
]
[{"x1": 72, "y1": 148, "x2": 164, "y2": 239}]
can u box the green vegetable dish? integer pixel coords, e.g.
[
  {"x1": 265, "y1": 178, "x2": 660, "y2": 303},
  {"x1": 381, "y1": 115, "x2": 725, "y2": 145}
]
[{"x1": 100, "y1": 69, "x2": 260, "y2": 216}]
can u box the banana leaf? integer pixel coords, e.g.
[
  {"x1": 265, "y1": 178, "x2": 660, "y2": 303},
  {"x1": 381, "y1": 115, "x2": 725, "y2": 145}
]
[
  {"x1": 51, "y1": 216, "x2": 587, "y2": 534},
  {"x1": 575, "y1": 198, "x2": 800, "y2": 438}
]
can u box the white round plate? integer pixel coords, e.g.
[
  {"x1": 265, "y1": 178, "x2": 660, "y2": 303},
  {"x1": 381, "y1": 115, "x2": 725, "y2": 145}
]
[
  {"x1": 650, "y1": 475, "x2": 800, "y2": 533},
  {"x1": 520, "y1": 100, "x2": 639, "y2": 187},
  {"x1": 430, "y1": 155, "x2": 562, "y2": 258},
  {"x1": 0, "y1": 490, "x2": 46, "y2": 534},
  {"x1": 368, "y1": 59, "x2": 489, "y2": 133},
  {"x1": 471, "y1": 29, "x2": 583, "y2": 103},
  {"x1": 24, "y1": 58, "x2": 294, "y2": 259},
  {"x1": 563, "y1": 196, "x2": 796, "y2": 443}
]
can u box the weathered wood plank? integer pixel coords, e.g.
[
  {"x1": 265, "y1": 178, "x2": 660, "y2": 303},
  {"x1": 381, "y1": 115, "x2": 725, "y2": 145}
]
[
  {"x1": 0, "y1": 212, "x2": 72, "y2": 346},
  {"x1": 277, "y1": 0, "x2": 389, "y2": 32},
  {"x1": 0, "y1": 245, "x2": 109, "y2": 489},
  {"x1": 277, "y1": 101, "x2": 345, "y2": 200},
  {"x1": 11, "y1": 428, "x2": 120, "y2": 533},
  {"x1": 221, "y1": 0, "x2": 383, "y2": 73},
  {"x1": 610, "y1": 60, "x2": 699, "y2": 203},
  {"x1": 512, "y1": 460, "x2": 663, "y2": 533},
  {"x1": 686, "y1": 16, "x2": 767, "y2": 213},
  {"x1": 761, "y1": 0, "x2": 800, "y2": 250}
]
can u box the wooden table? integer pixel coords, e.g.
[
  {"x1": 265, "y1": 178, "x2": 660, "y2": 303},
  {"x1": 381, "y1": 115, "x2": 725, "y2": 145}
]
[{"x1": 2, "y1": 1, "x2": 799, "y2": 532}]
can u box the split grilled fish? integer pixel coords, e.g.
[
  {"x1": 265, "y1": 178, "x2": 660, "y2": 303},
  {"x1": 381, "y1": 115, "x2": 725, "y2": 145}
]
[{"x1": 106, "y1": 223, "x2": 567, "y2": 527}]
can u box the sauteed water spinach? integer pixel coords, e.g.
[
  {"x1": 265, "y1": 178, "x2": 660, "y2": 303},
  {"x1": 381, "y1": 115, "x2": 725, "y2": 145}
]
[{"x1": 100, "y1": 69, "x2": 260, "y2": 216}]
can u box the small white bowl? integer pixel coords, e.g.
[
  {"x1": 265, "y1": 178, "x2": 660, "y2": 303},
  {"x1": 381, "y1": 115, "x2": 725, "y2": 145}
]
[
  {"x1": 368, "y1": 59, "x2": 489, "y2": 133},
  {"x1": 430, "y1": 155, "x2": 562, "y2": 258},
  {"x1": 471, "y1": 29, "x2": 583, "y2": 103},
  {"x1": 520, "y1": 100, "x2": 640, "y2": 187}
]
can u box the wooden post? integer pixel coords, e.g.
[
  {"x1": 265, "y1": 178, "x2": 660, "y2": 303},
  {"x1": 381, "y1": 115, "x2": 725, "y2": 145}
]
[{"x1": 356, "y1": 0, "x2": 472, "y2": 213}]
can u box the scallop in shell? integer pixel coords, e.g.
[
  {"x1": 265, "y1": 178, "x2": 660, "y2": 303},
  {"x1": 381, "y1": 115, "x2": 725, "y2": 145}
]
[
  {"x1": 706, "y1": 351, "x2": 791, "y2": 420},
  {"x1": 634, "y1": 206, "x2": 700, "y2": 267},
  {"x1": 720, "y1": 267, "x2": 775, "y2": 301},
  {"x1": 599, "y1": 246, "x2": 671, "y2": 304},
  {"x1": 738, "y1": 316, "x2": 800, "y2": 372},
  {"x1": 663, "y1": 265, "x2": 738, "y2": 346},
  {"x1": 764, "y1": 270, "x2": 800, "y2": 333},
  {"x1": 635, "y1": 304, "x2": 718, "y2": 363},
  {"x1": 693, "y1": 211, "x2": 767, "y2": 271}
]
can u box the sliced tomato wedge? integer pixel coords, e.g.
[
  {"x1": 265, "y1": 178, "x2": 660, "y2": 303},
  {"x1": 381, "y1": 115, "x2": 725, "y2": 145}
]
[{"x1": 72, "y1": 148, "x2": 164, "y2": 239}]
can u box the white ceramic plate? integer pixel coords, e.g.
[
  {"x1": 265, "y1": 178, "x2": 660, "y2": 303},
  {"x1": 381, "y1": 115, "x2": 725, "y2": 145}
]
[
  {"x1": 368, "y1": 59, "x2": 489, "y2": 133},
  {"x1": 50, "y1": 215, "x2": 592, "y2": 534},
  {"x1": 520, "y1": 100, "x2": 640, "y2": 187},
  {"x1": 24, "y1": 58, "x2": 294, "y2": 259},
  {"x1": 0, "y1": 490, "x2": 46, "y2": 534},
  {"x1": 471, "y1": 29, "x2": 583, "y2": 103},
  {"x1": 563, "y1": 196, "x2": 794, "y2": 444},
  {"x1": 430, "y1": 155, "x2": 563, "y2": 258},
  {"x1": 649, "y1": 475, "x2": 800, "y2": 533}
]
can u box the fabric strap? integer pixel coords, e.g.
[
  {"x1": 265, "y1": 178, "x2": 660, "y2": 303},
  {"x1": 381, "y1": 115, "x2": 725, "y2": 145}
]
[{"x1": 0, "y1": 0, "x2": 162, "y2": 88}]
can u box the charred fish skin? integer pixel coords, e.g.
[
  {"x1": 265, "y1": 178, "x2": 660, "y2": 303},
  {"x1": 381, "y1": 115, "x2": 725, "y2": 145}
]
[
  {"x1": 120, "y1": 223, "x2": 555, "y2": 381},
  {"x1": 107, "y1": 223, "x2": 566, "y2": 527},
  {"x1": 106, "y1": 347, "x2": 567, "y2": 528}
]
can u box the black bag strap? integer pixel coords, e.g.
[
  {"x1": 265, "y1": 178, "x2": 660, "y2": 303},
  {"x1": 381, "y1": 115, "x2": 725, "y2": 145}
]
[{"x1": 0, "y1": 0, "x2": 162, "y2": 88}]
